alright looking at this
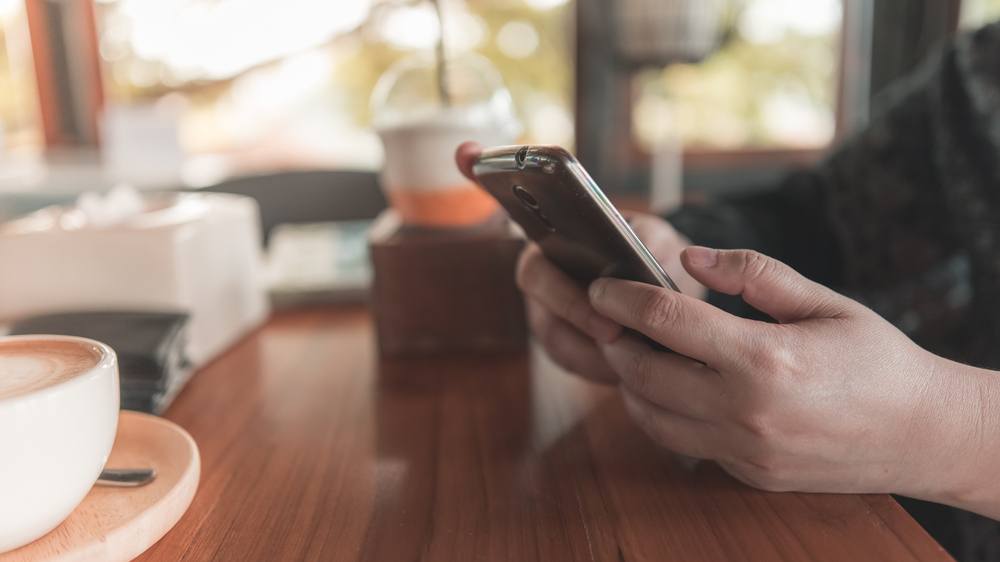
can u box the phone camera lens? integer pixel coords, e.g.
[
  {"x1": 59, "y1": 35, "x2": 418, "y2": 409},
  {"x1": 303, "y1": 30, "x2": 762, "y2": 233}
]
[
  {"x1": 515, "y1": 146, "x2": 528, "y2": 168},
  {"x1": 512, "y1": 184, "x2": 540, "y2": 210}
]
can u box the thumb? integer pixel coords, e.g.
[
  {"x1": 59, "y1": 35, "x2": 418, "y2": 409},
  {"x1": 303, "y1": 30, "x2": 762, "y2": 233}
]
[{"x1": 680, "y1": 246, "x2": 852, "y2": 323}]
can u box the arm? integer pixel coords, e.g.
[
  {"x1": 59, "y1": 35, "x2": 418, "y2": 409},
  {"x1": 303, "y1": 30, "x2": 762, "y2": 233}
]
[{"x1": 922, "y1": 356, "x2": 1000, "y2": 520}]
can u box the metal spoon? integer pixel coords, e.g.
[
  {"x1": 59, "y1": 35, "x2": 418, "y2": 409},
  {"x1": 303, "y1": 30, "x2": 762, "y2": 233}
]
[{"x1": 97, "y1": 468, "x2": 157, "y2": 487}]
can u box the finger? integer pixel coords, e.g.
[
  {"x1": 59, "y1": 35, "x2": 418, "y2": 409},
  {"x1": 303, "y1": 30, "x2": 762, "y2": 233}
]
[
  {"x1": 601, "y1": 335, "x2": 724, "y2": 420},
  {"x1": 588, "y1": 277, "x2": 758, "y2": 368},
  {"x1": 455, "y1": 141, "x2": 482, "y2": 181},
  {"x1": 622, "y1": 389, "x2": 718, "y2": 460},
  {"x1": 527, "y1": 299, "x2": 619, "y2": 384},
  {"x1": 518, "y1": 244, "x2": 621, "y2": 343},
  {"x1": 681, "y1": 247, "x2": 854, "y2": 323}
]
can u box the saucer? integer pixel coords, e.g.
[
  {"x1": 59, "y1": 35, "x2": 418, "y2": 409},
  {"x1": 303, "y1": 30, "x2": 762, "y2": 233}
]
[{"x1": 0, "y1": 411, "x2": 200, "y2": 562}]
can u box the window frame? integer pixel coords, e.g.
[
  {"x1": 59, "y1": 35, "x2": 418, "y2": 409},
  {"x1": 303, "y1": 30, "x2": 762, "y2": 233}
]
[{"x1": 576, "y1": 0, "x2": 855, "y2": 191}]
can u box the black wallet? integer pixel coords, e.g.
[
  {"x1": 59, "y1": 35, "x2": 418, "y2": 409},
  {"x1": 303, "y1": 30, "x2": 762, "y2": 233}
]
[{"x1": 9, "y1": 311, "x2": 191, "y2": 414}]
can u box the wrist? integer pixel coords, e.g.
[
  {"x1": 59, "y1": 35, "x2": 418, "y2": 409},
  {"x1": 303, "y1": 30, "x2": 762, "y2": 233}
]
[{"x1": 908, "y1": 355, "x2": 1000, "y2": 519}]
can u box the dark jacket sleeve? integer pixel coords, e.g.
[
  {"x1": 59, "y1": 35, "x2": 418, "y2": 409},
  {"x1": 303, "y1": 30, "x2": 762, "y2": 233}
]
[
  {"x1": 668, "y1": 170, "x2": 845, "y2": 285},
  {"x1": 666, "y1": 169, "x2": 845, "y2": 317}
]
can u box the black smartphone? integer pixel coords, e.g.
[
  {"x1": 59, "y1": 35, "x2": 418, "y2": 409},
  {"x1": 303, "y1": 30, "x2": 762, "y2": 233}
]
[{"x1": 473, "y1": 145, "x2": 680, "y2": 292}]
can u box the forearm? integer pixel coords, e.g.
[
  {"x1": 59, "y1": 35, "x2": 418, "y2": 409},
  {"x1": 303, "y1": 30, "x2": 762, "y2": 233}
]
[{"x1": 907, "y1": 355, "x2": 1000, "y2": 520}]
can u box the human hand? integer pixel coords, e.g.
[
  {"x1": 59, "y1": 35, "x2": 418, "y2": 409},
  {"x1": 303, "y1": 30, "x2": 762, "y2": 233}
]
[
  {"x1": 515, "y1": 214, "x2": 702, "y2": 384},
  {"x1": 454, "y1": 142, "x2": 704, "y2": 383},
  {"x1": 588, "y1": 246, "x2": 986, "y2": 501}
]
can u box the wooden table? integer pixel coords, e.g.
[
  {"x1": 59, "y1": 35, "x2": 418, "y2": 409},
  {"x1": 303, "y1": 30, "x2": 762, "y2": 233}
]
[{"x1": 138, "y1": 306, "x2": 951, "y2": 561}]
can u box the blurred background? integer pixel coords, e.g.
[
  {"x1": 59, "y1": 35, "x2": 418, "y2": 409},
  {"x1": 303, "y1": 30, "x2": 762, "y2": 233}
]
[
  {"x1": 0, "y1": 0, "x2": 997, "y2": 214},
  {"x1": 1, "y1": 0, "x2": 999, "y2": 449}
]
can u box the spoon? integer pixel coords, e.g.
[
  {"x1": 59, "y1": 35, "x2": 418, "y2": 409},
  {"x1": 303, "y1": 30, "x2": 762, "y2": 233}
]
[{"x1": 96, "y1": 468, "x2": 157, "y2": 487}]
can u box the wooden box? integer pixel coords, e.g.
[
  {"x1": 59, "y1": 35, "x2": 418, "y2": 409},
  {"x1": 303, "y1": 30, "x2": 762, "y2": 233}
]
[{"x1": 368, "y1": 210, "x2": 527, "y2": 356}]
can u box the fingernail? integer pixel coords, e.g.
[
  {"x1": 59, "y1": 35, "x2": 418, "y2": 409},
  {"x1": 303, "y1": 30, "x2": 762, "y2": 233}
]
[
  {"x1": 685, "y1": 246, "x2": 718, "y2": 268},
  {"x1": 588, "y1": 278, "x2": 608, "y2": 303}
]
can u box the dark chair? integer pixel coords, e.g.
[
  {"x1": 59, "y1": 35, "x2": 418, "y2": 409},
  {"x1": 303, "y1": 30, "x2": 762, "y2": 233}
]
[{"x1": 190, "y1": 169, "x2": 388, "y2": 245}]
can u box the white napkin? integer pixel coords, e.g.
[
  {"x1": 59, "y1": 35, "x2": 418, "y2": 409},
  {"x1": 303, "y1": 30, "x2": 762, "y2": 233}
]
[{"x1": 74, "y1": 184, "x2": 144, "y2": 228}]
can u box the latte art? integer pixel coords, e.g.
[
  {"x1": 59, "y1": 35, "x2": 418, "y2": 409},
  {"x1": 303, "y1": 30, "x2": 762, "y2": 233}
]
[{"x1": 0, "y1": 340, "x2": 102, "y2": 400}]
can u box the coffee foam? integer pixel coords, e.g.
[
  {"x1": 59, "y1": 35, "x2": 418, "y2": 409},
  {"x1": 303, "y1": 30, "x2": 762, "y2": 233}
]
[{"x1": 0, "y1": 339, "x2": 103, "y2": 400}]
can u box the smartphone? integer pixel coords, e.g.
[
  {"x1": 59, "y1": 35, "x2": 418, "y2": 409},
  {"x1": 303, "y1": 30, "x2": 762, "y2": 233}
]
[{"x1": 473, "y1": 145, "x2": 680, "y2": 292}]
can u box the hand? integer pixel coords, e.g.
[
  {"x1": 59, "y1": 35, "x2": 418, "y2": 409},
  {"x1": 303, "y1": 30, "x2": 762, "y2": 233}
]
[
  {"x1": 516, "y1": 215, "x2": 702, "y2": 384},
  {"x1": 588, "y1": 246, "x2": 993, "y2": 507},
  {"x1": 454, "y1": 141, "x2": 705, "y2": 384}
]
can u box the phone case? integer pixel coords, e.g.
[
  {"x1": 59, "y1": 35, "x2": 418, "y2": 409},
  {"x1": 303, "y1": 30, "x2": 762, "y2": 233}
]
[{"x1": 473, "y1": 145, "x2": 679, "y2": 291}]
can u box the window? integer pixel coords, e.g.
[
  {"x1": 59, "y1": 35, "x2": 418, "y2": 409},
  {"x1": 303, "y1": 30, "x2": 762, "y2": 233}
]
[
  {"x1": 0, "y1": 0, "x2": 40, "y2": 154},
  {"x1": 92, "y1": 0, "x2": 573, "y2": 177},
  {"x1": 961, "y1": 0, "x2": 1000, "y2": 28},
  {"x1": 632, "y1": 0, "x2": 843, "y2": 152}
]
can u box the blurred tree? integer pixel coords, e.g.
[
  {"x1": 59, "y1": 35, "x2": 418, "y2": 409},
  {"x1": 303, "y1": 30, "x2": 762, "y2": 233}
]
[
  {"x1": 93, "y1": 0, "x2": 573, "y2": 167},
  {"x1": 633, "y1": 0, "x2": 841, "y2": 150}
]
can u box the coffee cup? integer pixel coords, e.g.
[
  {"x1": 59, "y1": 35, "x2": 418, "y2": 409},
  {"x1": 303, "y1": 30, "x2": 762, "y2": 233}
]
[{"x1": 0, "y1": 335, "x2": 120, "y2": 553}]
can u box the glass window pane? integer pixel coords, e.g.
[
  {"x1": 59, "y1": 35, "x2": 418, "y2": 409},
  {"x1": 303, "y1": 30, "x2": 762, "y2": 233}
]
[
  {"x1": 93, "y1": 0, "x2": 573, "y2": 176},
  {"x1": 632, "y1": 0, "x2": 842, "y2": 151},
  {"x1": 0, "y1": 1, "x2": 41, "y2": 153},
  {"x1": 961, "y1": 0, "x2": 1000, "y2": 29}
]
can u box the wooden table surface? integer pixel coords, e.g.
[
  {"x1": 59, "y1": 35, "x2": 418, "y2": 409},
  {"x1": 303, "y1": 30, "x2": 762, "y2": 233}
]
[{"x1": 138, "y1": 306, "x2": 951, "y2": 562}]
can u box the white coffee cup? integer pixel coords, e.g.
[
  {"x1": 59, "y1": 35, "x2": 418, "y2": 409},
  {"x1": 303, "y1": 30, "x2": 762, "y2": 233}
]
[{"x1": 0, "y1": 335, "x2": 120, "y2": 553}]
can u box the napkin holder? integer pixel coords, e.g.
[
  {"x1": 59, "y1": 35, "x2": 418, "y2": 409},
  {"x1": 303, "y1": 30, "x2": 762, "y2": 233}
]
[{"x1": 368, "y1": 209, "x2": 527, "y2": 357}]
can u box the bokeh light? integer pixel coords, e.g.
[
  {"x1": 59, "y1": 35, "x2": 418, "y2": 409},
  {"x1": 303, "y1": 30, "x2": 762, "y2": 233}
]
[{"x1": 496, "y1": 21, "x2": 540, "y2": 59}]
